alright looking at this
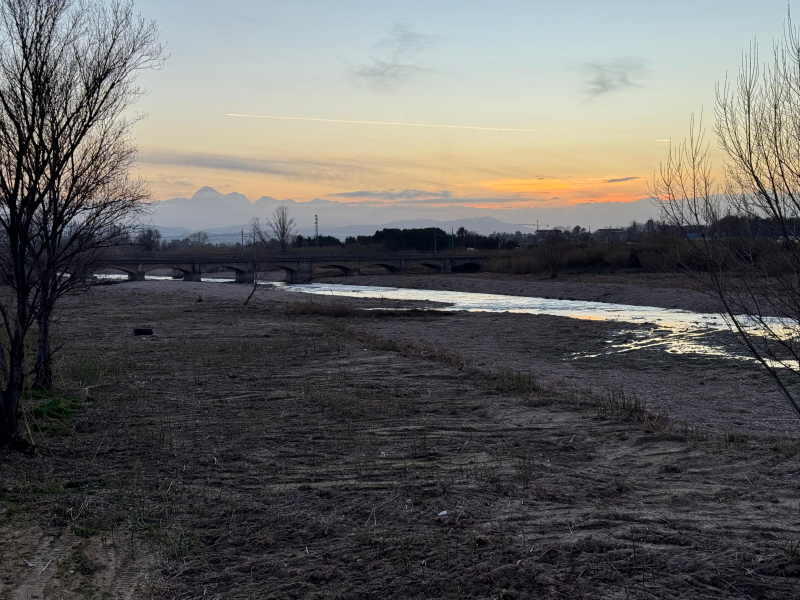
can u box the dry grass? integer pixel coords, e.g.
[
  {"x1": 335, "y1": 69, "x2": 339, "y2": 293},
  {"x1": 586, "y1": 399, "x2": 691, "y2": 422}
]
[
  {"x1": 1, "y1": 289, "x2": 799, "y2": 599},
  {"x1": 285, "y1": 299, "x2": 356, "y2": 318}
]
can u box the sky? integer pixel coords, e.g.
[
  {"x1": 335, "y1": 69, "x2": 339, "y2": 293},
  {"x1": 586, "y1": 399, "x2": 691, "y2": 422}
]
[{"x1": 131, "y1": 0, "x2": 800, "y2": 226}]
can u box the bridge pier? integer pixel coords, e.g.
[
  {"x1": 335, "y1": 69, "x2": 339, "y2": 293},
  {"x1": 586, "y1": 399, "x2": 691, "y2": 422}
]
[
  {"x1": 182, "y1": 263, "x2": 202, "y2": 282},
  {"x1": 282, "y1": 260, "x2": 313, "y2": 283},
  {"x1": 287, "y1": 270, "x2": 312, "y2": 283},
  {"x1": 127, "y1": 270, "x2": 146, "y2": 281},
  {"x1": 443, "y1": 259, "x2": 452, "y2": 274},
  {"x1": 235, "y1": 270, "x2": 255, "y2": 284}
]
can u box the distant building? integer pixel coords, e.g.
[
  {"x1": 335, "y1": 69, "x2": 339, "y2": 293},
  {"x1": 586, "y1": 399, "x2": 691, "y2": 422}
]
[
  {"x1": 593, "y1": 228, "x2": 627, "y2": 243},
  {"x1": 535, "y1": 229, "x2": 562, "y2": 244}
]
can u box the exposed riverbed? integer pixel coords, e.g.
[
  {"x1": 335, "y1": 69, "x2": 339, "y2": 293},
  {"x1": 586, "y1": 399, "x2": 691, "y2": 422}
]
[
  {"x1": 92, "y1": 276, "x2": 798, "y2": 434},
  {"x1": 275, "y1": 282, "x2": 786, "y2": 365}
]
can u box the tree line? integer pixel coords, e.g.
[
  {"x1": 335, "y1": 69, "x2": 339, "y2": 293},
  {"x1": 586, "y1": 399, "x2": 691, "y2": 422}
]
[{"x1": 129, "y1": 222, "x2": 655, "y2": 254}]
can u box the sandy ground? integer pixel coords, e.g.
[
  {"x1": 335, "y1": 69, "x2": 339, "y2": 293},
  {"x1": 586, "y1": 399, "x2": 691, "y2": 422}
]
[{"x1": 1, "y1": 279, "x2": 799, "y2": 598}]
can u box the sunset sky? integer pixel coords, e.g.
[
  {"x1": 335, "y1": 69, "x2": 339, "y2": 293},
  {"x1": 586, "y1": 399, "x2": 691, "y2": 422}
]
[{"x1": 132, "y1": 0, "x2": 798, "y2": 215}]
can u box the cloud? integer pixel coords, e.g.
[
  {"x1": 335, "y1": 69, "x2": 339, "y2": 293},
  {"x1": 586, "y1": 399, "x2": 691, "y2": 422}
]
[
  {"x1": 604, "y1": 176, "x2": 640, "y2": 183},
  {"x1": 343, "y1": 196, "x2": 550, "y2": 209},
  {"x1": 139, "y1": 152, "x2": 370, "y2": 183},
  {"x1": 349, "y1": 23, "x2": 438, "y2": 92},
  {"x1": 582, "y1": 58, "x2": 649, "y2": 97},
  {"x1": 326, "y1": 188, "x2": 551, "y2": 208},
  {"x1": 329, "y1": 189, "x2": 452, "y2": 201},
  {"x1": 393, "y1": 196, "x2": 546, "y2": 205},
  {"x1": 476, "y1": 176, "x2": 646, "y2": 204}
]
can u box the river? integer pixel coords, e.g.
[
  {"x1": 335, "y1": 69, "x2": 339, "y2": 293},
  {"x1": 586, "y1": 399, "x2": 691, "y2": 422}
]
[{"x1": 99, "y1": 274, "x2": 794, "y2": 364}]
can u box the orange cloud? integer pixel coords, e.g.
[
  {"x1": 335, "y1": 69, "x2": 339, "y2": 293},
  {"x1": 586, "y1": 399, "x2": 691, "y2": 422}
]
[{"x1": 475, "y1": 176, "x2": 646, "y2": 204}]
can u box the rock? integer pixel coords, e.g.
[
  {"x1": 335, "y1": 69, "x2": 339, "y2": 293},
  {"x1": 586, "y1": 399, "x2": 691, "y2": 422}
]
[{"x1": 133, "y1": 327, "x2": 153, "y2": 336}]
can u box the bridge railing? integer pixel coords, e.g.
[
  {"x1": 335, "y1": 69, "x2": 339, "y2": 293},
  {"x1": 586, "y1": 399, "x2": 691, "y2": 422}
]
[{"x1": 107, "y1": 251, "x2": 502, "y2": 265}]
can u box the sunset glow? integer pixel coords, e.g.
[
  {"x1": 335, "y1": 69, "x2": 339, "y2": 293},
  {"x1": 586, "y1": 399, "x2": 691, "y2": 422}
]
[
  {"x1": 475, "y1": 177, "x2": 647, "y2": 205},
  {"x1": 129, "y1": 0, "x2": 797, "y2": 225}
]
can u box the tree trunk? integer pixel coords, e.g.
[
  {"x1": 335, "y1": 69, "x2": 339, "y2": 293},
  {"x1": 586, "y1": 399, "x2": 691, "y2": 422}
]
[
  {"x1": 0, "y1": 341, "x2": 24, "y2": 442},
  {"x1": 32, "y1": 308, "x2": 53, "y2": 390},
  {"x1": 0, "y1": 340, "x2": 7, "y2": 384}
]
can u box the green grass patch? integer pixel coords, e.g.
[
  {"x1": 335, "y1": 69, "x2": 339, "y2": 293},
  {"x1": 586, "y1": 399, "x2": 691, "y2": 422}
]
[{"x1": 29, "y1": 391, "x2": 82, "y2": 420}]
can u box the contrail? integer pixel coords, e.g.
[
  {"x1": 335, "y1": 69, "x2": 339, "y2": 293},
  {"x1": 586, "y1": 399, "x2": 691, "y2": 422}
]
[{"x1": 226, "y1": 113, "x2": 545, "y2": 133}]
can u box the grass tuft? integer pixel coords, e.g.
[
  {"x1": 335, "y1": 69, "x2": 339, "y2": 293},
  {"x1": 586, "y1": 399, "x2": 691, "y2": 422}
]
[
  {"x1": 286, "y1": 300, "x2": 355, "y2": 318},
  {"x1": 64, "y1": 353, "x2": 123, "y2": 386}
]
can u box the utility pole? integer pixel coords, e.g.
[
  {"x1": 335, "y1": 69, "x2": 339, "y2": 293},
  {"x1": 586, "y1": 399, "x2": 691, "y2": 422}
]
[
  {"x1": 433, "y1": 228, "x2": 437, "y2": 254},
  {"x1": 518, "y1": 221, "x2": 549, "y2": 230},
  {"x1": 315, "y1": 215, "x2": 319, "y2": 247},
  {"x1": 451, "y1": 227, "x2": 454, "y2": 252},
  {"x1": 241, "y1": 228, "x2": 244, "y2": 253}
]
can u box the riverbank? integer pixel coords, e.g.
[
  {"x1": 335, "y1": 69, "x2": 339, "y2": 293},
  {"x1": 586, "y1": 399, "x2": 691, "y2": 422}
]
[{"x1": 1, "y1": 282, "x2": 799, "y2": 598}]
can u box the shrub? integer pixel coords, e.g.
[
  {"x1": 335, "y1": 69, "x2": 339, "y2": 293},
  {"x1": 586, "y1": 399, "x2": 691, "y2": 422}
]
[{"x1": 603, "y1": 248, "x2": 631, "y2": 270}]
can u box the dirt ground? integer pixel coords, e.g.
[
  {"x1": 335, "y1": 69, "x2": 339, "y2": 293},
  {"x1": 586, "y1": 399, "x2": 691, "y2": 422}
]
[{"x1": 1, "y1": 279, "x2": 800, "y2": 599}]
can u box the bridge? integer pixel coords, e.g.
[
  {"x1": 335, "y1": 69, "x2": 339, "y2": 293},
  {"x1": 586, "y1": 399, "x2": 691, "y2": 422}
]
[{"x1": 105, "y1": 252, "x2": 491, "y2": 283}]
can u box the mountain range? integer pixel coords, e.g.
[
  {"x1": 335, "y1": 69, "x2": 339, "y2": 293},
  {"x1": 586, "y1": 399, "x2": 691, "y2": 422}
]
[{"x1": 149, "y1": 186, "x2": 658, "y2": 239}]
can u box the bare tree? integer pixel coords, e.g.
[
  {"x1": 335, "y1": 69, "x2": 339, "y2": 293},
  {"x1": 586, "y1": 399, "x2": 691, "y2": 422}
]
[
  {"x1": 243, "y1": 217, "x2": 277, "y2": 305},
  {"x1": 541, "y1": 233, "x2": 569, "y2": 278},
  {"x1": 135, "y1": 228, "x2": 162, "y2": 251},
  {"x1": 652, "y1": 20, "x2": 800, "y2": 421},
  {"x1": 188, "y1": 231, "x2": 210, "y2": 247},
  {"x1": 267, "y1": 206, "x2": 296, "y2": 254},
  {"x1": 0, "y1": 0, "x2": 164, "y2": 442}
]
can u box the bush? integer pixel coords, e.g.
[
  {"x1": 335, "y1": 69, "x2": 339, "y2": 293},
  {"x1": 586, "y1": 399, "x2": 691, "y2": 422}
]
[{"x1": 602, "y1": 249, "x2": 631, "y2": 270}]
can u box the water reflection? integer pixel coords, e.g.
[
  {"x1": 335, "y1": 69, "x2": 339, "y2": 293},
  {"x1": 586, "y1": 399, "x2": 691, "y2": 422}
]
[{"x1": 96, "y1": 273, "x2": 235, "y2": 283}]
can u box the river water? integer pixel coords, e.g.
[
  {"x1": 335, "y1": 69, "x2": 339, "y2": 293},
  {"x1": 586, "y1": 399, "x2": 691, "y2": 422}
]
[{"x1": 274, "y1": 282, "x2": 799, "y2": 365}]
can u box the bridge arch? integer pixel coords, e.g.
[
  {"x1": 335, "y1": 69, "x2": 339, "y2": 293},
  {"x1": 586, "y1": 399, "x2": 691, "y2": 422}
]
[
  {"x1": 371, "y1": 263, "x2": 402, "y2": 274},
  {"x1": 108, "y1": 264, "x2": 166, "y2": 281},
  {"x1": 272, "y1": 265, "x2": 297, "y2": 275},
  {"x1": 452, "y1": 262, "x2": 482, "y2": 273},
  {"x1": 272, "y1": 264, "x2": 306, "y2": 284},
  {"x1": 218, "y1": 264, "x2": 255, "y2": 283},
  {"x1": 320, "y1": 264, "x2": 358, "y2": 276},
  {"x1": 419, "y1": 262, "x2": 444, "y2": 273},
  {"x1": 218, "y1": 264, "x2": 249, "y2": 274}
]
